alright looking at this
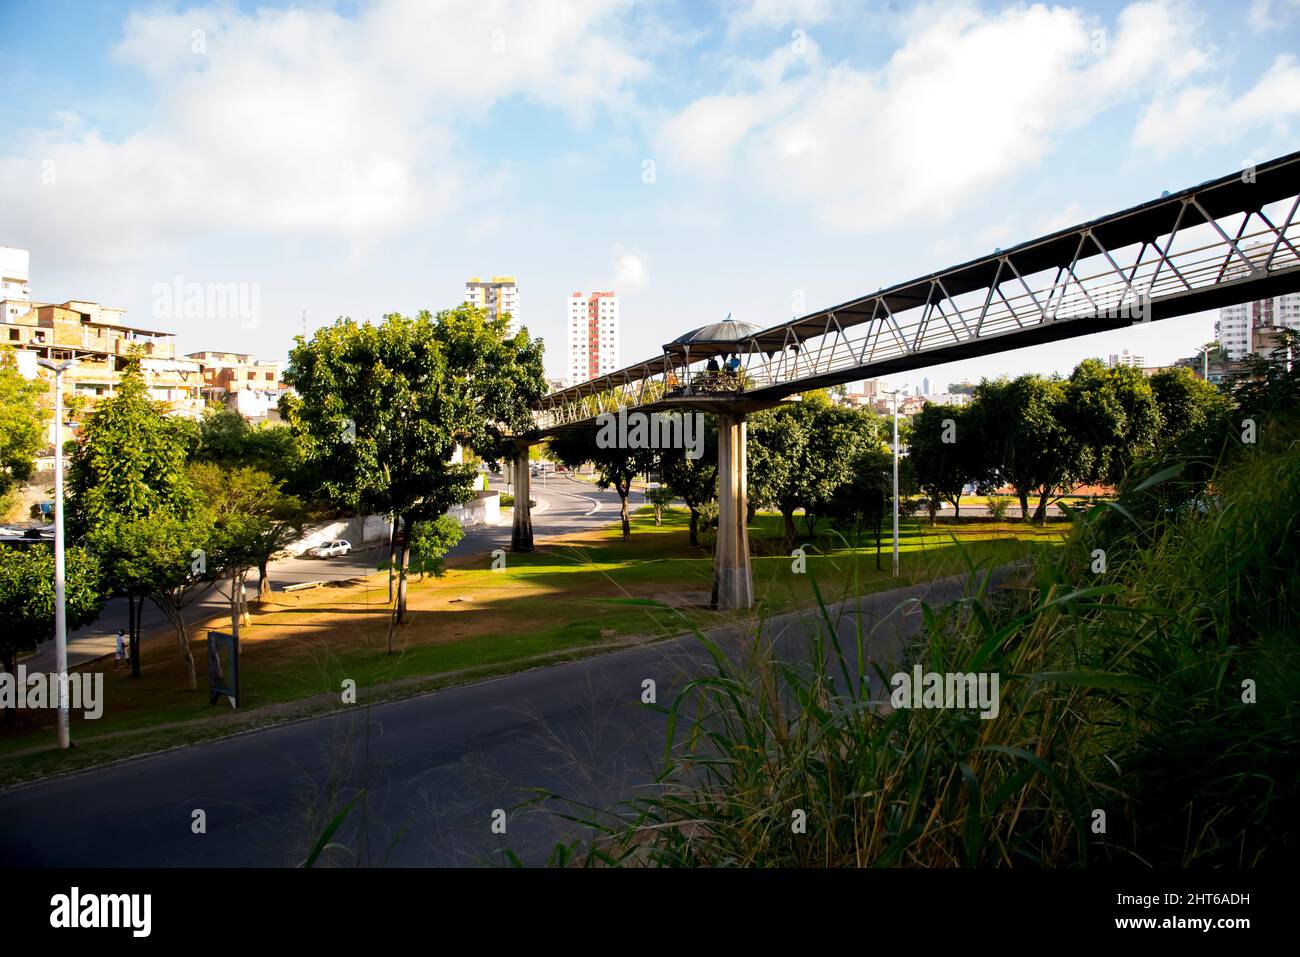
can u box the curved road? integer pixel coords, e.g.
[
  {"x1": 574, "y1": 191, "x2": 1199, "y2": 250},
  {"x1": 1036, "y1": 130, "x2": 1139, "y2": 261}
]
[{"x1": 0, "y1": 571, "x2": 984, "y2": 867}]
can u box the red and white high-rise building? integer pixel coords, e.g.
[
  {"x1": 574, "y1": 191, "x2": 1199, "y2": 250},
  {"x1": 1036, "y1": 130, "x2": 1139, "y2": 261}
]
[{"x1": 567, "y1": 291, "x2": 620, "y2": 385}]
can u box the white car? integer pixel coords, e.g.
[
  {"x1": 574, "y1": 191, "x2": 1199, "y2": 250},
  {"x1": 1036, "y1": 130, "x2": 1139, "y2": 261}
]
[{"x1": 311, "y1": 539, "x2": 352, "y2": 558}]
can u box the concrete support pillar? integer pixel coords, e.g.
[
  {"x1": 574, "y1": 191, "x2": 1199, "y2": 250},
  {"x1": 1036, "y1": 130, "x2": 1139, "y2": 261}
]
[
  {"x1": 511, "y1": 446, "x2": 533, "y2": 552},
  {"x1": 713, "y1": 412, "x2": 753, "y2": 610}
]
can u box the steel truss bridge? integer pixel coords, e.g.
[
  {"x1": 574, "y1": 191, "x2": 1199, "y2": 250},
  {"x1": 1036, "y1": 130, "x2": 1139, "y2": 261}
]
[{"x1": 536, "y1": 150, "x2": 1300, "y2": 432}]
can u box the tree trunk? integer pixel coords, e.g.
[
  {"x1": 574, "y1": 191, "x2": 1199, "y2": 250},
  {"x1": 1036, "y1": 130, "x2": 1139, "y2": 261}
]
[
  {"x1": 953, "y1": 499, "x2": 961, "y2": 521},
  {"x1": 688, "y1": 507, "x2": 699, "y2": 547},
  {"x1": 1034, "y1": 493, "x2": 1050, "y2": 525},
  {"x1": 927, "y1": 498, "x2": 938, "y2": 523},
  {"x1": 230, "y1": 571, "x2": 242, "y2": 643},
  {"x1": 130, "y1": 592, "x2": 142, "y2": 679},
  {"x1": 387, "y1": 512, "x2": 398, "y2": 603},
  {"x1": 619, "y1": 491, "x2": 631, "y2": 541},
  {"x1": 397, "y1": 515, "x2": 411, "y2": 623},
  {"x1": 257, "y1": 559, "x2": 271, "y2": 604},
  {"x1": 653, "y1": 504, "x2": 662, "y2": 526},
  {"x1": 177, "y1": 616, "x2": 196, "y2": 692},
  {"x1": 875, "y1": 509, "x2": 883, "y2": 571},
  {"x1": 782, "y1": 507, "x2": 798, "y2": 553},
  {"x1": 1017, "y1": 490, "x2": 1030, "y2": 524}
]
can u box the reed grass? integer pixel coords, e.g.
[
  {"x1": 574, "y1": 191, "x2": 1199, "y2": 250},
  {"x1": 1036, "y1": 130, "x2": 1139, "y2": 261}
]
[{"x1": 554, "y1": 427, "x2": 1299, "y2": 867}]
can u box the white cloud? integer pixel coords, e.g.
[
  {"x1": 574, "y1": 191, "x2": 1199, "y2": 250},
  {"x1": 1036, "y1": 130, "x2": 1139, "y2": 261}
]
[
  {"x1": 658, "y1": 0, "x2": 1218, "y2": 231},
  {"x1": 0, "y1": 0, "x2": 646, "y2": 262},
  {"x1": 654, "y1": 42, "x2": 812, "y2": 179},
  {"x1": 1037, "y1": 200, "x2": 1099, "y2": 235},
  {"x1": 1248, "y1": 0, "x2": 1300, "y2": 31},
  {"x1": 613, "y1": 244, "x2": 648, "y2": 290},
  {"x1": 1133, "y1": 54, "x2": 1300, "y2": 157},
  {"x1": 726, "y1": 0, "x2": 846, "y2": 34}
]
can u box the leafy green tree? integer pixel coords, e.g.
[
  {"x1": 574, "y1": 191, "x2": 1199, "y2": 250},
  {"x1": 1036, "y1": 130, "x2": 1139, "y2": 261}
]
[
  {"x1": 0, "y1": 348, "x2": 46, "y2": 509},
  {"x1": 660, "y1": 421, "x2": 718, "y2": 546},
  {"x1": 195, "y1": 407, "x2": 253, "y2": 464},
  {"x1": 823, "y1": 445, "x2": 893, "y2": 568},
  {"x1": 907, "y1": 403, "x2": 990, "y2": 521},
  {"x1": 69, "y1": 359, "x2": 195, "y2": 677},
  {"x1": 970, "y1": 374, "x2": 1079, "y2": 523},
  {"x1": 1149, "y1": 366, "x2": 1231, "y2": 450},
  {"x1": 190, "y1": 462, "x2": 306, "y2": 604},
  {"x1": 284, "y1": 306, "x2": 544, "y2": 628},
  {"x1": 748, "y1": 401, "x2": 866, "y2": 552},
  {"x1": 88, "y1": 513, "x2": 210, "y2": 690},
  {"x1": 1063, "y1": 360, "x2": 1160, "y2": 489},
  {"x1": 195, "y1": 407, "x2": 314, "y2": 498},
  {"x1": 645, "y1": 484, "x2": 675, "y2": 526},
  {"x1": 405, "y1": 514, "x2": 464, "y2": 581},
  {"x1": 549, "y1": 424, "x2": 658, "y2": 541},
  {"x1": 0, "y1": 545, "x2": 103, "y2": 717}
]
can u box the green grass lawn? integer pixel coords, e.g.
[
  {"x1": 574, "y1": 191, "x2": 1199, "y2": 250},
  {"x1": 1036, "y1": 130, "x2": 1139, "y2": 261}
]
[{"x1": 0, "y1": 507, "x2": 1063, "y2": 784}]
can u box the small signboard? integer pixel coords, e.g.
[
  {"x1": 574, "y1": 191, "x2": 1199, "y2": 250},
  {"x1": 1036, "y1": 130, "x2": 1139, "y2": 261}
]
[{"x1": 207, "y1": 631, "x2": 239, "y2": 709}]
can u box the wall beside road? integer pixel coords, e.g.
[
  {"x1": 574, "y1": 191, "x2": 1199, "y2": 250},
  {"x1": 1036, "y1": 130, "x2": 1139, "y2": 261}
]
[
  {"x1": 287, "y1": 515, "x2": 392, "y2": 556},
  {"x1": 286, "y1": 492, "x2": 500, "y2": 556},
  {"x1": 446, "y1": 490, "x2": 500, "y2": 528}
]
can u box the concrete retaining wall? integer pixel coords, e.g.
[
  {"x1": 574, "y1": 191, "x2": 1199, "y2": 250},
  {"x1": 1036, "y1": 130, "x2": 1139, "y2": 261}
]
[{"x1": 286, "y1": 491, "x2": 500, "y2": 556}]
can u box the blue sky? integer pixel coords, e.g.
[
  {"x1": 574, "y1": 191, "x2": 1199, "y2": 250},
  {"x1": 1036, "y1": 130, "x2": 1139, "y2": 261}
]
[{"x1": 3, "y1": 0, "x2": 1299, "y2": 389}]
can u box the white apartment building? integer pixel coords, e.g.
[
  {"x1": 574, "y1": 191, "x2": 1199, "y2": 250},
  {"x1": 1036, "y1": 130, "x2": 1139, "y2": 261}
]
[
  {"x1": 465, "y1": 275, "x2": 520, "y2": 333},
  {"x1": 1108, "y1": 349, "x2": 1145, "y2": 369},
  {"x1": 1216, "y1": 293, "x2": 1300, "y2": 360},
  {"x1": 1214, "y1": 241, "x2": 1300, "y2": 360},
  {"x1": 0, "y1": 246, "x2": 32, "y2": 323},
  {"x1": 567, "y1": 291, "x2": 620, "y2": 386}
]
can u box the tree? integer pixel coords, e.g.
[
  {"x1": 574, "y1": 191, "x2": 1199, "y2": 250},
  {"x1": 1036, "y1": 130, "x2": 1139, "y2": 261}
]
[
  {"x1": 284, "y1": 306, "x2": 544, "y2": 630},
  {"x1": 68, "y1": 359, "x2": 195, "y2": 677},
  {"x1": 190, "y1": 462, "x2": 306, "y2": 604},
  {"x1": 195, "y1": 406, "x2": 315, "y2": 499},
  {"x1": 1149, "y1": 366, "x2": 1231, "y2": 451},
  {"x1": 0, "y1": 545, "x2": 102, "y2": 719},
  {"x1": 748, "y1": 401, "x2": 865, "y2": 552},
  {"x1": 907, "y1": 403, "x2": 990, "y2": 522},
  {"x1": 970, "y1": 375, "x2": 1079, "y2": 524},
  {"x1": 405, "y1": 514, "x2": 464, "y2": 581},
  {"x1": 0, "y1": 348, "x2": 46, "y2": 509},
  {"x1": 645, "y1": 484, "x2": 674, "y2": 526},
  {"x1": 88, "y1": 513, "x2": 211, "y2": 690},
  {"x1": 1062, "y1": 359, "x2": 1160, "y2": 489},
  {"x1": 548, "y1": 424, "x2": 657, "y2": 541},
  {"x1": 660, "y1": 421, "x2": 718, "y2": 546},
  {"x1": 823, "y1": 445, "x2": 893, "y2": 568}
]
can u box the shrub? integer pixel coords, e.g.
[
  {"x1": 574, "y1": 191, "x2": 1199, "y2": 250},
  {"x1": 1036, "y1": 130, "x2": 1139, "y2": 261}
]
[{"x1": 985, "y1": 495, "x2": 1012, "y2": 521}]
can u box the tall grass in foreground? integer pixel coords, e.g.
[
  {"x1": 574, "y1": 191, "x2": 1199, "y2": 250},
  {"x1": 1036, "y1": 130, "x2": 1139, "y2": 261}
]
[{"x1": 553, "y1": 431, "x2": 1298, "y2": 867}]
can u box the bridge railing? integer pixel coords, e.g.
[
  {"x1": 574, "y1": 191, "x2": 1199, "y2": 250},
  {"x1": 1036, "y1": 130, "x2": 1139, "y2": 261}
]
[{"x1": 535, "y1": 170, "x2": 1300, "y2": 431}]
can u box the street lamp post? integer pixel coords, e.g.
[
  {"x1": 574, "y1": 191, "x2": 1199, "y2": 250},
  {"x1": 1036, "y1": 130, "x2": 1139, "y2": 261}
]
[
  {"x1": 36, "y1": 357, "x2": 77, "y2": 750},
  {"x1": 884, "y1": 385, "x2": 908, "y2": 578}
]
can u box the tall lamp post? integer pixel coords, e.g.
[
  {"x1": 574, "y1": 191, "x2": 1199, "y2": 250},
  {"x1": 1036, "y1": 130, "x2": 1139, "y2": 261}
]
[
  {"x1": 36, "y1": 357, "x2": 77, "y2": 750},
  {"x1": 883, "y1": 385, "x2": 909, "y2": 578}
]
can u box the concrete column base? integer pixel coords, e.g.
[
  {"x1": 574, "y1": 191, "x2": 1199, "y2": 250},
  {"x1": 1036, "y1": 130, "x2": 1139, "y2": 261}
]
[{"x1": 712, "y1": 412, "x2": 753, "y2": 610}]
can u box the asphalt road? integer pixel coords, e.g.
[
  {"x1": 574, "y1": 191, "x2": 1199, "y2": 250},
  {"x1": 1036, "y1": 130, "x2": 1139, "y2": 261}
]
[
  {"x1": 0, "y1": 571, "x2": 986, "y2": 867},
  {"x1": 26, "y1": 474, "x2": 641, "y2": 671}
]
